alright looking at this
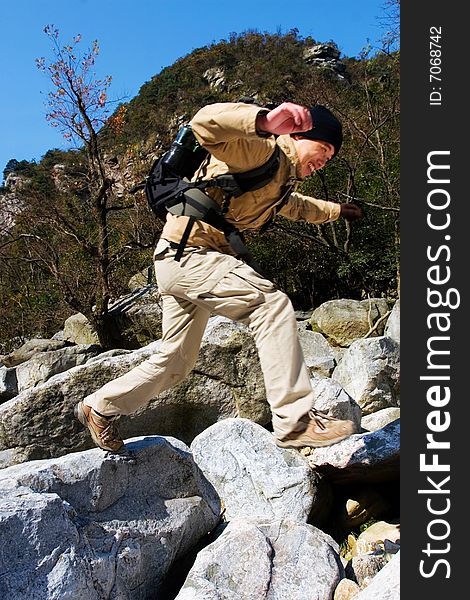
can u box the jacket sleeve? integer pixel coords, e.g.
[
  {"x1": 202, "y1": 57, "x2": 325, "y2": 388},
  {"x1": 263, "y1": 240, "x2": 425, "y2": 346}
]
[
  {"x1": 277, "y1": 190, "x2": 341, "y2": 223},
  {"x1": 190, "y1": 103, "x2": 274, "y2": 171}
]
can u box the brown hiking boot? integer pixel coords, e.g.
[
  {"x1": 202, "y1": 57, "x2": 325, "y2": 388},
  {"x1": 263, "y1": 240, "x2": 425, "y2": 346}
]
[
  {"x1": 276, "y1": 409, "x2": 356, "y2": 449},
  {"x1": 75, "y1": 401, "x2": 124, "y2": 453}
]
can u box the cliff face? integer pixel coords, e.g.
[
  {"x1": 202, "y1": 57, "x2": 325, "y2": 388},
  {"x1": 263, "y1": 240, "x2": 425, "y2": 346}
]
[{"x1": 0, "y1": 173, "x2": 27, "y2": 233}]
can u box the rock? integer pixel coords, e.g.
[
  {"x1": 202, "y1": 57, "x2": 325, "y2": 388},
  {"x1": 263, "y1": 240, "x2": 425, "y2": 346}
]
[
  {"x1": 86, "y1": 348, "x2": 131, "y2": 363},
  {"x1": 128, "y1": 267, "x2": 154, "y2": 290},
  {"x1": 308, "y1": 420, "x2": 400, "y2": 483},
  {"x1": 302, "y1": 44, "x2": 348, "y2": 80},
  {"x1": 0, "y1": 447, "x2": 30, "y2": 469},
  {"x1": 334, "y1": 578, "x2": 361, "y2": 600},
  {"x1": 298, "y1": 330, "x2": 337, "y2": 376},
  {"x1": 0, "y1": 366, "x2": 18, "y2": 402},
  {"x1": 310, "y1": 298, "x2": 391, "y2": 347},
  {"x1": 63, "y1": 313, "x2": 100, "y2": 345},
  {"x1": 384, "y1": 299, "x2": 400, "y2": 343},
  {"x1": 346, "y1": 553, "x2": 390, "y2": 587},
  {"x1": 295, "y1": 310, "x2": 314, "y2": 321},
  {"x1": 1, "y1": 338, "x2": 72, "y2": 368},
  {"x1": 190, "y1": 418, "x2": 320, "y2": 522},
  {"x1": 0, "y1": 318, "x2": 270, "y2": 467},
  {"x1": 354, "y1": 521, "x2": 400, "y2": 555},
  {"x1": 176, "y1": 517, "x2": 343, "y2": 600},
  {"x1": 203, "y1": 67, "x2": 227, "y2": 91},
  {"x1": 311, "y1": 375, "x2": 362, "y2": 431},
  {"x1": 15, "y1": 344, "x2": 102, "y2": 392},
  {"x1": 0, "y1": 176, "x2": 27, "y2": 232},
  {"x1": 0, "y1": 436, "x2": 221, "y2": 600},
  {"x1": 332, "y1": 337, "x2": 400, "y2": 415},
  {"x1": 303, "y1": 43, "x2": 341, "y2": 61},
  {"x1": 361, "y1": 407, "x2": 400, "y2": 432},
  {"x1": 109, "y1": 285, "x2": 163, "y2": 347},
  {"x1": 187, "y1": 317, "x2": 269, "y2": 425},
  {"x1": 383, "y1": 539, "x2": 400, "y2": 554},
  {"x1": 332, "y1": 346, "x2": 347, "y2": 365},
  {"x1": 339, "y1": 485, "x2": 392, "y2": 529},
  {"x1": 353, "y1": 552, "x2": 400, "y2": 599}
]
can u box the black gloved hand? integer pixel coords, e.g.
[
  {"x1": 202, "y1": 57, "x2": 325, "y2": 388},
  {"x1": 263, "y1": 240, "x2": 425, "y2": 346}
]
[{"x1": 340, "y1": 202, "x2": 364, "y2": 222}]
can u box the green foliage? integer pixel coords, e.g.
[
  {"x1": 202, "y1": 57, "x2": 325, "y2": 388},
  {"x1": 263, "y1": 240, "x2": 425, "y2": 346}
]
[
  {"x1": 3, "y1": 159, "x2": 37, "y2": 181},
  {"x1": 102, "y1": 30, "x2": 315, "y2": 149}
]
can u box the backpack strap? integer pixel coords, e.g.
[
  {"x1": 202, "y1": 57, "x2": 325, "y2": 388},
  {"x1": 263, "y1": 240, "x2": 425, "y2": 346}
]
[
  {"x1": 205, "y1": 145, "x2": 281, "y2": 199},
  {"x1": 161, "y1": 145, "x2": 282, "y2": 270},
  {"x1": 230, "y1": 144, "x2": 281, "y2": 196},
  {"x1": 174, "y1": 216, "x2": 196, "y2": 262},
  {"x1": 167, "y1": 187, "x2": 265, "y2": 273}
]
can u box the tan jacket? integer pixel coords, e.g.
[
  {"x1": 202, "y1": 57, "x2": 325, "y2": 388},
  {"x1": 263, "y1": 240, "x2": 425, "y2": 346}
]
[{"x1": 160, "y1": 102, "x2": 341, "y2": 254}]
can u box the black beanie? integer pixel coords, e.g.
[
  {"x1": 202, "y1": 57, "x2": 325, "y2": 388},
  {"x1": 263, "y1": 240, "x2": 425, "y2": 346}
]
[{"x1": 294, "y1": 105, "x2": 343, "y2": 156}]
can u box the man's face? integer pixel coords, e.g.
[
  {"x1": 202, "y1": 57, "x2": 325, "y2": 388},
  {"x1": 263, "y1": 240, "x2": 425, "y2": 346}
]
[{"x1": 292, "y1": 137, "x2": 335, "y2": 178}]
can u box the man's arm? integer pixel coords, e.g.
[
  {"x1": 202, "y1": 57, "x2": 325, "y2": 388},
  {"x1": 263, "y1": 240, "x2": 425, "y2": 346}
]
[
  {"x1": 278, "y1": 192, "x2": 363, "y2": 224},
  {"x1": 255, "y1": 102, "x2": 313, "y2": 135},
  {"x1": 190, "y1": 102, "x2": 274, "y2": 170}
]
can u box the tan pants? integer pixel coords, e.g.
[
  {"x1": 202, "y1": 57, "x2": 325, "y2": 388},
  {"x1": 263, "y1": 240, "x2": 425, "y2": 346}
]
[{"x1": 84, "y1": 243, "x2": 314, "y2": 437}]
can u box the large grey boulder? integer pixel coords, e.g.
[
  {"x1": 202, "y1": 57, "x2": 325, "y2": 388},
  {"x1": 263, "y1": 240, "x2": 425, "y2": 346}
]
[
  {"x1": 63, "y1": 313, "x2": 100, "y2": 345},
  {"x1": 15, "y1": 344, "x2": 102, "y2": 392},
  {"x1": 332, "y1": 337, "x2": 400, "y2": 415},
  {"x1": 310, "y1": 298, "x2": 391, "y2": 347},
  {"x1": 176, "y1": 517, "x2": 343, "y2": 600},
  {"x1": 0, "y1": 436, "x2": 221, "y2": 600},
  {"x1": 0, "y1": 318, "x2": 269, "y2": 468},
  {"x1": 0, "y1": 341, "x2": 163, "y2": 466},
  {"x1": 64, "y1": 287, "x2": 163, "y2": 349},
  {"x1": 191, "y1": 418, "x2": 320, "y2": 522},
  {"x1": 298, "y1": 329, "x2": 336, "y2": 376},
  {"x1": 311, "y1": 375, "x2": 362, "y2": 431},
  {"x1": 308, "y1": 420, "x2": 400, "y2": 483},
  {"x1": 1, "y1": 338, "x2": 72, "y2": 368},
  {"x1": 353, "y1": 552, "x2": 400, "y2": 600}
]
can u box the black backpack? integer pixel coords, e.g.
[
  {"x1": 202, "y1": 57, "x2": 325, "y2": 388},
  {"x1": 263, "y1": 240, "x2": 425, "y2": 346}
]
[{"x1": 145, "y1": 124, "x2": 281, "y2": 265}]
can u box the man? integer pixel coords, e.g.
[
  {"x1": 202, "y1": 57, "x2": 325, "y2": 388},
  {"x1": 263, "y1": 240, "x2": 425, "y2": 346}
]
[{"x1": 75, "y1": 101, "x2": 363, "y2": 453}]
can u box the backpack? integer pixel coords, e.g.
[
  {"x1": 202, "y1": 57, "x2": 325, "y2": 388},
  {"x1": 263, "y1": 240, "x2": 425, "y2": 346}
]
[{"x1": 145, "y1": 124, "x2": 281, "y2": 264}]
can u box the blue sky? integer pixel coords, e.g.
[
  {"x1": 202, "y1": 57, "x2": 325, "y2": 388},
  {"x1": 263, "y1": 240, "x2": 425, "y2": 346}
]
[{"x1": 0, "y1": 0, "x2": 390, "y2": 178}]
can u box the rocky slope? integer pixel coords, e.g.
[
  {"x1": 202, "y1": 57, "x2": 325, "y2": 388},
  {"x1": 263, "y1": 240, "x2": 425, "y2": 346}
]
[{"x1": 0, "y1": 296, "x2": 400, "y2": 599}]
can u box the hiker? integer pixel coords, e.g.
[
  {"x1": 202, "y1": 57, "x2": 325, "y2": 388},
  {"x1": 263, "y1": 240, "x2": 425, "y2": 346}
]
[{"x1": 75, "y1": 101, "x2": 363, "y2": 453}]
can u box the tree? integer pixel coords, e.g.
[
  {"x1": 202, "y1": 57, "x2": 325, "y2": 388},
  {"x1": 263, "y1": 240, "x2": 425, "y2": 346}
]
[
  {"x1": 379, "y1": 0, "x2": 400, "y2": 52},
  {"x1": 18, "y1": 26, "x2": 159, "y2": 347},
  {"x1": 2, "y1": 159, "x2": 36, "y2": 182}
]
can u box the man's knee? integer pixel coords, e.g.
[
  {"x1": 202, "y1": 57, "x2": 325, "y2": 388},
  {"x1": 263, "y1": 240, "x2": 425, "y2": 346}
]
[
  {"x1": 253, "y1": 289, "x2": 294, "y2": 322},
  {"x1": 270, "y1": 289, "x2": 295, "y2": 316}
]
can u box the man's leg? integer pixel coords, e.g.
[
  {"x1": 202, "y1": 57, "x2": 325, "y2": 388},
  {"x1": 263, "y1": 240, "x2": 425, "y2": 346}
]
[
  {"x1": 84, "y1": 294, "x2": 210, "y2": 416},
  {"x1": 76, "y1": 293, "x2": 210, "y2": 451},
  {"x1": 180, "y1": 258, "x2": 355, "y2": 446}
]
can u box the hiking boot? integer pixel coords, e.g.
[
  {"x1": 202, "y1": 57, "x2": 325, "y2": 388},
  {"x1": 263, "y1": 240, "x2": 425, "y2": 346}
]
[
  {"x1": 276, "y1": 409, "x2": 356, "y2": 449},
  {"x1": 74, "y1": 401, "x2": 124, "y2": 453}
]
